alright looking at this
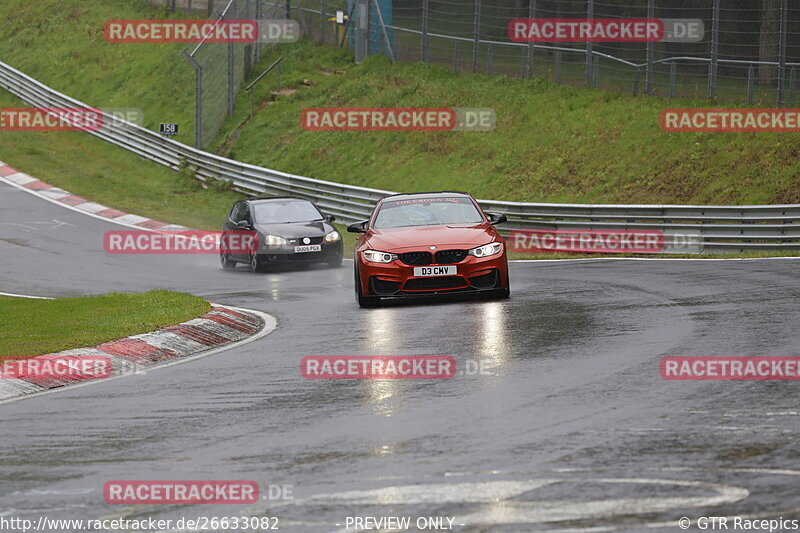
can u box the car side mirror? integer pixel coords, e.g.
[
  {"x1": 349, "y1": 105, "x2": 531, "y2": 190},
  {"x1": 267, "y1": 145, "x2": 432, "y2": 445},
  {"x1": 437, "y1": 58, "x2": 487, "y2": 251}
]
[
  {"x1": 325, "y1": 214, "x2": 336, "y2": 223},
  {"x1": 235, "y1": 219, "x2": 252, "y2": 229},
  {"x1": 347, "y1": 220, "x2": 368, "y2": 233},
  {"x1": 486, "y1": 212, "x2": 507, "y2": 225}
]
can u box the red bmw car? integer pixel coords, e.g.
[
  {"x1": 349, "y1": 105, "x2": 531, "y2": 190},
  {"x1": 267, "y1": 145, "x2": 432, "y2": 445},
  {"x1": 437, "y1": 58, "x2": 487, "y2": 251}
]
[{"x1": 347, "y1": 191, "x2": 510, "y2": 307}]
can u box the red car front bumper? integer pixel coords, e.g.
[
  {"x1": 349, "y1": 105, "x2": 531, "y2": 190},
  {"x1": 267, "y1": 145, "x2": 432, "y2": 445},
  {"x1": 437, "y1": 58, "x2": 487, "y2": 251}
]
[{"x1": 355, "y1": 250, "x2": 509, "y2": 297}]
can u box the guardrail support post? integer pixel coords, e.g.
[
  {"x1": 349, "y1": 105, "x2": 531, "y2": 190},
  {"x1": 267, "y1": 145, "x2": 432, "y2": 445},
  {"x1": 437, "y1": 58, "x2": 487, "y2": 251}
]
[
  {"x1": 645, "y1": 0, "x2": 654, "y2": 94},
  {"x1": 453, "y1": 41, "x2": 460, "y2": 73},
  {"x1": 789, "y1": 67, "x2": 797, "y2": 106},
  {"x1": 708, "y1": 0, "x2": 720, "y2": 100},
  {"x1": 747, "y1": 64, "x2": 755, "y2": 103},
  {"x1": 487, "y1": 44, "x2": 493, "y2": 75},
  {"x1": 207, "y1": 0, "x2": 213, "y2": 17},
  {"x1": 472, "y1": 0, "x2": 481, "y2": 73}
]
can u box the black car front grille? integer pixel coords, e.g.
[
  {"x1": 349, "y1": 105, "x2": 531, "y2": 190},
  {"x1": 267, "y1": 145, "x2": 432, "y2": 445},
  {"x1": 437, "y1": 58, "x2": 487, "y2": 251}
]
[
  {"x1": 469, "y1": 269, "x2": 499, "y2": 289},
  {"x1": 289, "y1": 236, "x2": 324, "y2": 245},
  {"x1": 370, "y1": 277, "x2": 402, "y2": 295},
  {"x1": 399, "y1": 251, "x2": 433, "y2": 266},
  {"x1": 434, "y1": 249, "x2": 468, "y2": 264},
  {"x1": 403, "y1": 276, "x2": 467, "y2": 291}
]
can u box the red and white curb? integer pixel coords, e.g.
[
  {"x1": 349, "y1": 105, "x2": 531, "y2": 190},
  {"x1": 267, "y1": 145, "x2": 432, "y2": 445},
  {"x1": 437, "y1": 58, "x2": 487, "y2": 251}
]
[
  {"x1": 0, "y1": 161, "x2": 187, "y2": 231},
  {"x1": 0, "y1": 304, "x2": 277, "y2": 405}
]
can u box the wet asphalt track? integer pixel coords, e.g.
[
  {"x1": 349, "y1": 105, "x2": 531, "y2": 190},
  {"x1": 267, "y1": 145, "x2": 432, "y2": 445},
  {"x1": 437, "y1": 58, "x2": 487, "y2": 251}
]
[{"x1": 2, "y1": 179, "x2": 800, "y2": 532}]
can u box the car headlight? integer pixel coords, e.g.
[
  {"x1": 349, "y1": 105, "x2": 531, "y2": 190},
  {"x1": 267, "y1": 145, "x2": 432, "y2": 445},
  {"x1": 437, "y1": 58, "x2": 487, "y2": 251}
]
[
  {"x1": 325, "y1": 230, "x2": 341, "y2": 242},
  {"x1": 264, "y1": 234, "x2": 287, "y2": 246},
  {"x1": 468, "y1": 242, "x2": 503, "y2": 258},
  {"x1": 362, "y1": 250, "x2": 398, "y2": 263}
]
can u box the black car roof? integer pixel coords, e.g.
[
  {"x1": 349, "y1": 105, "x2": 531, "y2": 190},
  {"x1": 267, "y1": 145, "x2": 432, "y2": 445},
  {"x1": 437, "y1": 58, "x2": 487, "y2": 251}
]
[
  {"x1": 381, "y1": 191, "x2": 471, "y2": 201},
  {"x1": 245, "y1": 196, "x2": 313, "y2": 204}
]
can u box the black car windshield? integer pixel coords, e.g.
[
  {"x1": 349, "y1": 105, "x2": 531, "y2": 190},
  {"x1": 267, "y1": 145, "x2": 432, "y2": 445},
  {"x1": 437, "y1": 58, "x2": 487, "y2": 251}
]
[
  {"x1": 253, "y1": 200, "x2": 324, "y2": 224},
  {"x1": 373, "y1": 197, "x2": 484, "y2": 229}
]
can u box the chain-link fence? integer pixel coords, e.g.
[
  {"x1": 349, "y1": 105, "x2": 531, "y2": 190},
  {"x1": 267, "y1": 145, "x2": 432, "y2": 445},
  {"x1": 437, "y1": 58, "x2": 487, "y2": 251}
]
[
  {"x1": 148, "y1": 0, "x2": 800, "y2": 147},
  {"x1": 149, "y1": 0, "x2": 284, "y2": 148},
  {"x1": 293, "y1": 0, "x2": 800, "y2": 105}
]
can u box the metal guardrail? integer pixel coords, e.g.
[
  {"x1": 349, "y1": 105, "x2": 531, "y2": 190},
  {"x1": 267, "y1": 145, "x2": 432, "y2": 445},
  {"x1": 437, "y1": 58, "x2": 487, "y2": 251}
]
[{"x1": 2, "y1": 59, "x2": 800, "y2": 254}]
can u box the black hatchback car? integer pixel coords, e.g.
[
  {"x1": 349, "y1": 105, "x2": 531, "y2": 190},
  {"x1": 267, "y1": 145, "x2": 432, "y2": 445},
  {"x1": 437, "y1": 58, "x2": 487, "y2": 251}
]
[{"x1": 220, "y1": 197, "x2": 343, "y2": 272}]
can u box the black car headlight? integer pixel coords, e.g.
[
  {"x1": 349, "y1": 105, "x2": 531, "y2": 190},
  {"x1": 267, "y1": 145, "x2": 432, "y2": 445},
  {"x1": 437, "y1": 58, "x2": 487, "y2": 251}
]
[
  {"x1": 468, "y1": 242, "x2": 503, "y2": 258},
  {"x1": 264, "y1": 234, "x2": 288, "y2": 246}
]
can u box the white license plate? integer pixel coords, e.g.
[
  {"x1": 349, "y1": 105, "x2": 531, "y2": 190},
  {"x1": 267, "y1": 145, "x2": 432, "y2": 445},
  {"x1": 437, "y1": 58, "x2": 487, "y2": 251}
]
[
  {"x1": 294, "y1": 244, "x2": 321, "y2": 253},
  {"x1": 413, "y1": 265, "x2": 456, "y2": 277}
]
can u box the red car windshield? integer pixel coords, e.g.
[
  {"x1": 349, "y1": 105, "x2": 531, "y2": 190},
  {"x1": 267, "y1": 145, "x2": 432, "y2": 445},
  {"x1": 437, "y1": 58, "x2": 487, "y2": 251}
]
[{"x1": 373, "y1": 197, "x2": 484, "y2": 229}]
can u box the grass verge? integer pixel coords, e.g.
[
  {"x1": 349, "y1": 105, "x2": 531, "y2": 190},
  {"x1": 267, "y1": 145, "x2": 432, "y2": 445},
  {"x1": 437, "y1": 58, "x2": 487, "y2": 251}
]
[
  {"x1": 0, "y1": 290, "x2": 210, "y2": 359},
  {"x1": 214, "y1": 39, "x2": 800, "y2": 206}
]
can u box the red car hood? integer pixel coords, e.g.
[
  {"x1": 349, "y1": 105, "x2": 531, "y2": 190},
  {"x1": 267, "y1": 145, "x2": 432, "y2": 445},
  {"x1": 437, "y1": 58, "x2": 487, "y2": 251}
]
[{"x1": 365, "y1": 224, "x2": 498, "y2": 252}]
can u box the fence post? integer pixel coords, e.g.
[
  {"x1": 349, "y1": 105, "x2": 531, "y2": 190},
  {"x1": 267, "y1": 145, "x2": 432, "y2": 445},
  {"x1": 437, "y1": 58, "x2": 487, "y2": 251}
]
[
  {"x1": 586, "y1": 0, "x2": 594, "y2": 85},
  {"x1": 472, "y1": 0, "x2": 481, "y2": 72},
  {"x1": 593, "y1": 55, "x2": 599, "y2": 88},
  {"x1": 182, "y1": 51, "x2": 203, "y2": 149},
  {"x1": 255, "y1": 0, "x2": 263, "y2": 62},
  {"x1": 354, "y1": 0, "x2": 368, "y2": 63},
  {"x1": 778, "y1": 0, "x2": 788, "y2": 107},
  {"x1": 321, "y1": 0, "x2": 327, "y2": 44},
  {"x1": 525, "y1": 0, "x2": 535, "y2": 77},
  {"x1": 708, "y1": 0, "x2": 719, "y2": 100},
  {"x1": 555, "y1": 50, "x2": 561, "y2": 83},
  {"x1": 747, "y1": 64, "x2": 754, "y2": 103},
  {"x1": 422, "y1": 0, "x2": 430, "y2": 62},
  {"x1": 520, "y1": 48, "x2": 527, "y2": 78},
  {"x1": 646, "y1": 0, "x2": 654, "y2": 94},
  {"x1": 668, "y1": 61, "x2": 677, "y2": 97},
  {"x1": 227, "y1": 4, "x2": 235, "y2": 117}
]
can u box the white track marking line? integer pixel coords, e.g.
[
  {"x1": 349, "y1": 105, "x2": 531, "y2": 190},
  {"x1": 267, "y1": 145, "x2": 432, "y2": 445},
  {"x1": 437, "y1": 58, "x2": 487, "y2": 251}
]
[
  {"x1": 0, "y1": 305, "x2": 277, "y2": 406},
  {"x1": 0, "y1": 291, "x2": 54, "y2": 299},
  {"x1": 0, "y1": 176, "x2": 175, "y2": 231}
]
